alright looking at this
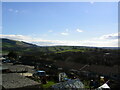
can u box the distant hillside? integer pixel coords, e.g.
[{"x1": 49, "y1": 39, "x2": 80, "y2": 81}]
[
  {"x1": 1, "y1": 38, "x2": 37, "y2": 48},
  {"x1": 1, "y1": 38, "x2": 117, "y2": 55},
  {"x1": 1, "y1": 38, "x2": 91, "y2": 54},
  {"x1": 100, "y1": 47, "x2": 119, "y2": 50},
  {"x1": 1, "y1": 38, "x2": 38, "y2": 54},
  {"x1": 1, "y1": 38, "x2": 119, "y2": 67}
]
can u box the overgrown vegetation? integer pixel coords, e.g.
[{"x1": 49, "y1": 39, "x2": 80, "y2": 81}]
[
  {"x1": 2, "y1": 38, "x2": 119, "y2": 67},
  {"x1": 2, "y1": 38, "x2": 120, "y2": 89},
  {"x1": 41, "y1": 81, "x2": 56, "y2": 88}
]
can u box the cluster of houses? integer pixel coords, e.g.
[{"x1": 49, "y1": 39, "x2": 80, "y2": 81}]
[{"x1": 0, "y1": 55, "x2": 113, "y2": 89}]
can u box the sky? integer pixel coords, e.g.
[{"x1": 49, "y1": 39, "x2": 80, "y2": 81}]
[{"x1": 1, "y1": 2, "x2": 119, "y2": 47}]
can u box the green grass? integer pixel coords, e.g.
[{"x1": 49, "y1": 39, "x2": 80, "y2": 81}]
[
  {"x1": 83, "y1": 80, "x2": 90, "y2": 89},
  {"x1": 41, "y1": 81, "x2": 56, "y2": 88},
  {"x1": 56, "y1": 49, "x2": 85, "y2": 53},
  {"x1": 3, "y1": 43, "x2": 14, "y2": 47},
  {"x1": 16, "y1": 41, "x2": 24, "y2": 46},
  {"x1": 23, "y1": 48, "x2": 31, "y2": 51}
]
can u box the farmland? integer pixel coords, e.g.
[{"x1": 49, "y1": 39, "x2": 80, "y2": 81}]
[{"x1": 1, "y1": 38, "x2": 120, "y2": 89}]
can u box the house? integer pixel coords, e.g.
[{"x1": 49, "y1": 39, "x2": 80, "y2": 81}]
[
  {"x1": 52, "y1": 78, "x2": 84, "y2": 89},
  {"x1": 2, "y1": 73, "x2": 40, "y2": 89}
]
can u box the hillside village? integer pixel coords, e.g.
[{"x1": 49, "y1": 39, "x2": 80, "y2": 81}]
[
  {"x1": 0, "y1": 38, "x2": 120, "y2": 89},
  {"x1": 2, "y1": 1, "x2": 119, "y2": 89}
]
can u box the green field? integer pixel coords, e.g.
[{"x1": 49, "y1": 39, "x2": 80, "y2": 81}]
[{"x1": 41, "y1": 81, "x2": 56, "y2": 88}]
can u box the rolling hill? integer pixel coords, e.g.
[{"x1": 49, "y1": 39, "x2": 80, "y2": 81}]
[
  {"x1": 1, "y1": 38, "x2": 119, "y2": 67},
  {"x1": 1, "y1": 38, "x2": 37, "y2": 48},
  {"x1": 1, "y1": 38, "x2": 92, "y2": 54},
  {"x1": 1, "y1": 38, "x2": 38, "y2": 54},
  {"x1": 1, "y1": 38, "x2": 118, "y2": 55}
]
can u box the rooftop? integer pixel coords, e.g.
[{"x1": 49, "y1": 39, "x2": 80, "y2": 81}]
[
  {"x1": 2, "y1": 73, "x2": 40, "y2": 89},
  {"x1": 52, "y1": 78, "x2": 84, "y2": 89}
]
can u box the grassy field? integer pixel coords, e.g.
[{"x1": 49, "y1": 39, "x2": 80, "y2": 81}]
[
  {"x1": 41, "y1": 81, "x2": 56, "y2": 88},
  {"x1": 56, "y1": 49, "x2": 85, "y2": 53}
]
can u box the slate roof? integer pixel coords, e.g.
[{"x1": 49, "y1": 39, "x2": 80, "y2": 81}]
[
  {"x1": 52, "y1": 78, "x2": 84, "y2": 89},
  {"x1": 2, "y1": 73, "x2": 40, "y2": 89}
]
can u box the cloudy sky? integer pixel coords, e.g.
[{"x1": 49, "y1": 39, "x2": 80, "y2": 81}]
[{"x1": 1, "y1": 2, "x2": 118, "y2": 47}]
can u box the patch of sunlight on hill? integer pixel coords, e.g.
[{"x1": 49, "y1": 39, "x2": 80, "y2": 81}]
[{"x1": 56, "y1": 49, "x2": 85, "y2": 53}]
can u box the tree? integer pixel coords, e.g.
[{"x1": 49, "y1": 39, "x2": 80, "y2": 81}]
[{"x1": 7, "y1": 51, "x2": 18, "y2": 60}]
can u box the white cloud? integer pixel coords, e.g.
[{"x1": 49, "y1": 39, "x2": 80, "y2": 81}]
[
  {"x1": 99, "y1": 33, "x2": 119, "y2": 40},
  {"x1": 48, "y1": 30, "x2": 53, "y2": 32},
  {"x1": 65, "y1": 29, "x2": 69, "y2": 32},
  {"x1": 15, "y1": 10, "x2": 19, "y2": 13},
  {"x1": 0, "y1": 33, "x2": 119, "y2": 47},
  {"x1": 0, "y1": 34, "x2": 32, "y2": 42},
  {"x1": 60, "y1": 29, "x2": 70, "y2": 36},
  {"x1": 8, "y1": 8, "x2": 21, "y2": 13},
  {"x1": 76, "y1": 29, "x2": 83, "y2": 33},
  {"x1": 90, "y1": 1, "x2": 94, "y2": 4},
  {"x1": 61, "y1": 32, "x2": 69, "y2": 36}
]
